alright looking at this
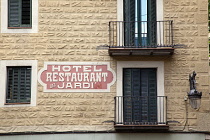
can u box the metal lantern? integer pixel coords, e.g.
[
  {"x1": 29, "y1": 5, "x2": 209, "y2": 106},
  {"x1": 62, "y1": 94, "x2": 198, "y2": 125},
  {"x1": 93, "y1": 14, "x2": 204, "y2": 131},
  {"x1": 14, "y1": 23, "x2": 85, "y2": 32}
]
[{"x1": 187, "y1": 71, "x2": 202, "y2": 109}]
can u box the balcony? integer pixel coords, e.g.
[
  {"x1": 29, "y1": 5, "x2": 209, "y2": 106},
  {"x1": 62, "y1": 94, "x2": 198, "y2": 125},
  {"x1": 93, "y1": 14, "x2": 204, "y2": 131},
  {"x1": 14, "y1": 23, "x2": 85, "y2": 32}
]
[
  {"x1": 108, "y1": 21, "x2": 175, "y2": 56},
  {"x1": 114, "y1": 96, "x2": 168, "y2": 131}
]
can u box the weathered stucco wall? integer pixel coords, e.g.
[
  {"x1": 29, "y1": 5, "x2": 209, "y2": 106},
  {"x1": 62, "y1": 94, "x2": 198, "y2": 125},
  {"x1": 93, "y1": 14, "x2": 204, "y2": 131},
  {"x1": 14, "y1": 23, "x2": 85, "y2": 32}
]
[
  {"x1": 0, "y1": 0, "x2": 209, "y2": 133},
  {"x1": 0, "y1": 0, "x2": 117, "y2": 133},
  {"x1": 163, "y1": 0, "x2": 209, "y2": 131}
]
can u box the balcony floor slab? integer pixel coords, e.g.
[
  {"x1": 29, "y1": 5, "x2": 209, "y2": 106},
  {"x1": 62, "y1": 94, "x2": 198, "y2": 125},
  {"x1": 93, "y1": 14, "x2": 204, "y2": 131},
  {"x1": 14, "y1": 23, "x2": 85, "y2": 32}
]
[
  {"x1": 114, "y1": 124, "x2": 169, "y2": 132},
  {"x1": 108, "y1": 47, "x2": 175, "y2": 56}
]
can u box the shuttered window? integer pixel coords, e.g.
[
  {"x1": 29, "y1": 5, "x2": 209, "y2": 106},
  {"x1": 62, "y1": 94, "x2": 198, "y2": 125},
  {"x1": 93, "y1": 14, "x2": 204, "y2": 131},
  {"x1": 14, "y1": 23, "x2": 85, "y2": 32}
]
[
  {"x1": 123, "y1": 68, "x2": 157, "y2": 124},
  {"x1": 124, "y1": 0, "x2": 157, "y2": 46},
  {"x1": 8, "y1": 0, "x2": 32, "y2": 28},
  {"x1": 124, "y1": 0, "x2": 135, "y2": 46},
  {"x1": 6, "y1": 66, "x2": 31, "y2": 104}
]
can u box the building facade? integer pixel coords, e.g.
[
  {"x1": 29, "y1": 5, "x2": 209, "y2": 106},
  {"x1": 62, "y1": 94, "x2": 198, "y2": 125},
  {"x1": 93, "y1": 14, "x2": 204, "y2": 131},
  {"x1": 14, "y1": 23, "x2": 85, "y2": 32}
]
[{"x1": 0, "y1": 0, "x2": 209, "y2": 140}]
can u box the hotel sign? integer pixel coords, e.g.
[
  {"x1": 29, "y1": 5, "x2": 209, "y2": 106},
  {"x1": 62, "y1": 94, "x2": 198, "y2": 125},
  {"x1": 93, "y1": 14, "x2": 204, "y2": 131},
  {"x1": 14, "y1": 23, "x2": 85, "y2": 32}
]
[{"x1": 38, "y1": 62, "x2": 116, "y2": 92}]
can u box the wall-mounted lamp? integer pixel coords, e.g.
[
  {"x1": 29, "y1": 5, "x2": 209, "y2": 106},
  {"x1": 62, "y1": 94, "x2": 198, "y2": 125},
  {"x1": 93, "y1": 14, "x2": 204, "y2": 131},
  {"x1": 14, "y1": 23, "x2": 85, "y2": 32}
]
[{"x1": 187, "y1": 71, "x2": 202, "y2": 109}]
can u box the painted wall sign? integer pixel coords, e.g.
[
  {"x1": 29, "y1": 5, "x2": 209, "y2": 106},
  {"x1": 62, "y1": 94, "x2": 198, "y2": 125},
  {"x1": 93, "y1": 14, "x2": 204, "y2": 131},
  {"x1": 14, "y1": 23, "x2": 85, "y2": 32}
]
[{"x1": 38, "y1": 62, "x2": 116, "y2": 92}]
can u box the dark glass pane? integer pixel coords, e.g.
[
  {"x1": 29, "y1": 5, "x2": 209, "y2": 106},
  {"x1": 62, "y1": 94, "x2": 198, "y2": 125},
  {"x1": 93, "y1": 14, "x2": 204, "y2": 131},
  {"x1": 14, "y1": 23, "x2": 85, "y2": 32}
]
[{"x1": 22, "y1": 0, "x2": 31, "y2": 25}]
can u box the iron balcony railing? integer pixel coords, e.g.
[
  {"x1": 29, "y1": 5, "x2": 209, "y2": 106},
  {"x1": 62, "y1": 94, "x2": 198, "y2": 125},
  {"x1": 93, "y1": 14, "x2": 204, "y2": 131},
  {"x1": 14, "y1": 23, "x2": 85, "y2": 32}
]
[
  {"x1": 109, "y1": 21, "x2": 173, "y2": 48},
  {"x1": 114, "y1": 96, "x2": 167, "y2": 125}
]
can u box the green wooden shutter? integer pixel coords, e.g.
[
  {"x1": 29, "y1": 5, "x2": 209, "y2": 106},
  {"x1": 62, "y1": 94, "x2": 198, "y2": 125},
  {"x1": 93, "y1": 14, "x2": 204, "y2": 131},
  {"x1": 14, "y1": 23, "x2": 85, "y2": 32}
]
[
  {"x1": 147, "y1": 0, "x2": 157, "y2": 46},
  {"x1": 19, "y1": 67, "x2": 31, "y2": 102},
  {"x1": 147, "y1": 69, "x2": 157, "y2": 123},
  {"x1": 123, "y1": 69, "x2": 133, "y2": 123},
  {"x1": 6, "y1": 67, "x2": 31, "y2": 103},
  {"x1": 136, "y1": 0, "x2": 142, "y2": 47},
  {"x1": 140, "y1": 69, "x2": 149, "y2": 123},
  {"x1": 132, "y1": 69, "x2": 142, "y2": 122},
  {"x1": 141, "y1": 69, "x2": 157, "y2": 124},
  {"x1": 6, "y1": 67, "x2": 18, "y2": 102},
  {"x1": 8, "y1": 0, "x2": 21, "y2": 27},
  {"x1": 124, "y1": 0, "x2": 135, "y2": 46}
]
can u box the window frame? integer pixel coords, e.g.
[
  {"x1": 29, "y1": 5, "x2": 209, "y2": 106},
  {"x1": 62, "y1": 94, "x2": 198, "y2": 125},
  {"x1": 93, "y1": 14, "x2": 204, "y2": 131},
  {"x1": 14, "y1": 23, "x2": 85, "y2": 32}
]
[
  {"x1": 8, "y1": 0, "x2": 32, "y2": 28},
  {"x1": 0, "y1": 60, "x2": 37, "y2": 107},
  {"x1": 118, "y1": 0, "x2": 163, "y2": 23},
  {"x1": 1, "y1": 0, "x2": 38, "y2": 33},
  {"x1": 6, "y1": 66, "x2": 32, "y2": 104}
]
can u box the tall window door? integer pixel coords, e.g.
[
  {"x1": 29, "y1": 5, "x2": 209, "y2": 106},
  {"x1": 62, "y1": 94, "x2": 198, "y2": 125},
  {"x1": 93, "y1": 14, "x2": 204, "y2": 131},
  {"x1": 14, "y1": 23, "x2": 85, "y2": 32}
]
[
  {"x1": 124, "y1": 0, "x2": 156, "y2": 47},
  {"x1": 123, "y1": 68, "x2": 157, "y2": 124}
]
